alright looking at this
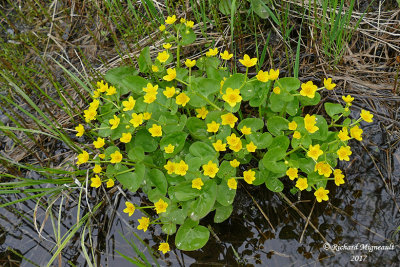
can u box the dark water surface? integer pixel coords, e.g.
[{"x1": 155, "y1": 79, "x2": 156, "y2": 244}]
[{"x1": 1, "y1": 119, "x2": 400, "y2": 267}]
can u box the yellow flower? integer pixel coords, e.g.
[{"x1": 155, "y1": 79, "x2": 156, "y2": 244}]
[
  {"x1": 175, "y1": 160, "x2": 189, "y2": 176},
  {"x1": 143, "y1": 112, "x2": 152, "y2": 120},
  {"x1": 221, "y1": 113, "x2": 238, "y2": 128},
  {"x1": 202, "y1": 161, "x2": 219, "y2": 178},
  {"x1": 342, "y1": 95, "x2": 354, "y2": 105},
  {"x1": 157, "y1": 51, "x2": 170, "y2": 63},
  {"x1": 246, "y1": 141, "x2": 257, "y2": 152},
  {"x1": 288, "y1": 121, "x2": 297, "y2": 131},
  {"x1": 75, "y1": 124, "x2": 85, "y2": 137},
  {"x1": 185, "y1": 59, "x2": 196, "y2": 68},
  {"x1": 273, "y1": 87, "x2": 281, "y2": 94},
  {"x1": 293, "y1": 131, "x2": 301, "y2": 139},
  {"x1": 230, "y1": 159, "x2": 240, "y2": 168},
  {"x1": 163, "y1": 68, "x2": 176, "y2": 81},
  {"x1": 256, "y1": 70, "x2": 269, "y2": 82},
  {"x1": 93, "y1": 137, "x2": 105, "y2": 149},
  {"x1": 334, "y1": 169, "x2": 345, "y2": 186},
  {"x1": 176, "y1": 92, "x2": 190, "y2": 107},
  {"x1": 324, "y1": 78, "x2": 336, "y2": 90},
  {"x1": 89, "y1": 99, "x2": 100, "y2": 110},
  {"x1": 93, "y1": 164, "x2": 102, "y2": 173},
  {"x1": 192, "y1": 178, "x2": 204, "y2": 190},
  {"x1": 240, "y1": 126, "x2": 252, "y2": 135},
  {"x1": 106, "y1": 179, "x2": 114, "y2": 188},
  {"x1": 164, "y1": 161, "x2": 176, "y2": 174},
  {"x1": 314, "y1": 162, "x2": 332, "y2": 177},
  {"x1": 243, "y1": 169, "x2": 256, "y2": 184},
  {"x1": 164, "y1": 144, "x2": 175, "y2": 154},
  {"x1": 213, "y1": 140, "x2": 227, "y2": 152},
  {"x1": 185, "y1": 20, "x2": 194, "y2": 28},
  {"x1": 92, "y1": 90, "x2": 101, "y2": 98},
  {"x1": 143, "y1": 92, "x2": 157, "y2": 104},
  {"x1": 149, "y1": 124, "x2": 162, "y2": 137},
  {"x1": 137, "y1": 217, "x2": 150, "y2": 232},
  {"x1": 229, "y1": 139, "x2": 243, "y2": 152},
  {"x1": 163, "y1": 43, "x2": 172, "y2": 49},
  {"x1": 296, "y1": 178, "x2": 308, "y2": 191},
  {"x1": 99, "y1": 154, "x2": 105, "y2": 159},
  {"x1": 207, "y1": 121, "x2": 220, "y2": 133},
  {"x1": 97, "y1": 80, "x2": 108, "y2": 92},
  {"x1": 227, "y1": 178, "x2": 237, "y2": 189},
  {"x1": 130, "y1": 113, "x2": 144, "y2": 127},
  {"x1": 360, "y1": 110, "x2": 373, "y2": 123},
  {"x1": 220, "y1": 50, "x2": 233, "y2": 60},
  {"x1": 152, "y1": 65, "x2": 159, "y2": 72},
  {"x1": 222, "y1": 88, "x2": 242, "y2": 107},
  {"x1": 337, "y1": 146, "x2": 352, "y2": 161},
  {"x1": 106, "y1": 85, "x2": 116, "y2": 96},
  {"x1": 158, "y1": 242, "x2": 170, "y2": 254},
  {"x1": 163, "y1": 86, "x2": 176, "y2": 98},
  {"x1": 154, "y1": 199, "x2": 168, "y2": 214},
  {"x1": 195, "y1": 107, "x2": 208, "y2": 119},
  {"x1": 226, "y1": 133, "x2": 240, "y2": 146},
  {"x1": 307, "y1": 144, "x2": 323, "y2": 160},
  {"x1": 350, "y1": 125, "x2": 363, "y2": 141},
  {"x1": 90, "y1": 175, "x2": 101, "y2": 188},
  {"x1": 338, "y1": 127, "x2": 350, "y2": 141},
  {"x1": 84, "y1": 108, "x2": 97, "y2": 122},
  {"x1": 109, "y1": 115, "x2": 120, "y2": 130},
  {"x1": 120, "y1": 132, "x2": 132, "y2": 143},
  {"x1": 268, "y1": 69, "x2": 279, "y2": 80},
  {"x1": 300, "y1": 81, "x2": 318, "y2": 98},
  {"x1": 143, "y1": 83, "x2": 159, "y2": 94},
  {"x1": 239, "y1": 54, "x2": 257, "y2": 68},
  {"x1": 165, "y1": 15, "x2": 176, "y2": 24},
  {"x1": 304, "y1": 114, "x2": 319, "y2": 133},
  {"x1": 110, "y1": 151, "x2": 123, "y2": 163},
  {"x1": 206, "y1": 48, "x2": 218, "y2": 57},
  {"x1": 123, "y1": 201, "x2": 135, "y2": 216},
  {"x1": 314, "y1": 187, "x2": 329, "y2": 202},
  {"x1": 122, "y1": 96, "x2": 136, "y2": 111},
  {"x1": 159, "y1": 24, "x2": 166, "y2": 31},
  {"x1": 219, "y1": 77, "x2": 227, "y2": 94},
  {"x1": 286, "y1": 168, "x2": 298, "y2": 180}
]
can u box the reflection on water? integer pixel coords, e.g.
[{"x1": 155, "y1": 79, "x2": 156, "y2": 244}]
[{"x1": 1, "y1": 120, "x2": 400, "y2": 266}]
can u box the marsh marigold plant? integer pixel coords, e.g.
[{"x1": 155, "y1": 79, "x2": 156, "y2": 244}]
[{"x1": 73, "y1": 16, "x2": 372, "y2": 253}]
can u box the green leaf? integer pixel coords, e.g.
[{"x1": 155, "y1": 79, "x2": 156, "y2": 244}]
[
  {"x1": 247, "y1": 132, "x2": 272, "y2": 149},
  {"x1": 148, "y1": 168, "x2": 167, "y2": 195},
  {"x1": 264, "y1": 147, "x2": 286, "y2": 161},
  {"x1": 276, "y1": 77, "x2": 300, "y2": 91},
  {"x1": 263, "y1": 160, "x2": 287, "y2": 173},
  {"x1": 189, "y1": 180, "x2": 217, "y2": 221},
  {"x1": 98, "y1": 122, "x2": 111, "y2": 137},
  {"x1": 120, "y1": 75, "x2": 148, "y2": 96},
  {"x1": 116, "y1": 170, "x2": 143, "y2": 193},
  {"x1": 134, "y1": 129, "x2": 158, "y2": 152},
  {"x1": 299, "y1": 158, "x2": 315, "y2": 174},
  {"x1": 214, "y1": 203, "x2": 233, "y2": 223},
  {"x1": 219, "y1": 0, "x2": 235, "y2": 15},
  {"x1": 237, "y1": 118, "x2": 264, "y2": 132},
  {"x1": 267, "y1": 116, "x2": 289, "y2": 136},
  {"x1": 217, "y1": 161, "x2": 236, "y2": 179},
  {"x1": 299, "y1": 92, "x2": 321, "y2": 106},
  {"x1": 175, "y1": 222, "x2": 210, "y2": 251},
  {"x1": 160, "y1": 131, "x2": 188, "y2": 157},
  {"x1": 105, "y1": 66, "x2": 139, "y2": 95},
  {"x1": 169, "y1": 181, "x2": 201, "y2": 201},
  {"x1": 269, "y1": 93, "x2": 286, "y2": 113},
  {"x1": 310, "y1": 115, "x2": 329, "y2": 141},
  {"x1": 324, "y1": 103, "x2": 344, "y2": 119},
  {"x1": 162, "y1": 223, "x2": 177, "y2": 235},
  {"x1": 186, "y1": 117, "x2": 208, "y2": 140},
  {"x1": 180, "y1": 28, "x2": 196, "y2": 45},
  {"x1": 192, "y1": 77, "x2": 220, "y2": 97},
  {"x1": 269, "y1": 135, "x2": 290, "y2": 151},
  {"x1": 216, "y1": 181, "x2": 236, "y2": 206},
  {"x1": 252, "y1": 170, "x2": 267, "y2": 186},
  {"x1": 250, "y1": 0, "x2": 270, "y2": 19},
  {"x1": 265, "y1": 177, "x2": 284, "y2": 192},
  {"x1": 189, "y1": 141, "x2": 215, "y2": 159},
  {"x1": 138, "y1": 47, "x2": 151, "y2": 73},
  {"x1": 222, "y1": 74, "x2": 245, "y2": 93},
  {"x1": 127, "y1": 145, "x2": 145, "y2": 162},
  {"x1": 286, "y1": 97, "x2": 299, "y2": 116}
]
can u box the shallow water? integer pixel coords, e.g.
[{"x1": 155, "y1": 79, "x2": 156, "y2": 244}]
[{"x1": 1, "y1": 118, "x2": 400, "y2": 267}]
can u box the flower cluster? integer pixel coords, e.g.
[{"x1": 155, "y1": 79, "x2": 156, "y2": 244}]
[{"x1": 73, "y1": 15, "x2": 372, "y2": 253}]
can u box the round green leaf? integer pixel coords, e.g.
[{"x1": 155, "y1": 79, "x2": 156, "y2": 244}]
[
  {"x1": 175, "y1": 223, "x2": 210, "y2": 251},
  {"x1": 267, "y1": 116, "x2": 289, "y2": 136},
  {"x1": 189, "y1": 180, "x2": 217, "y2": 221},
  {"x1": 265, "y1": 177, "x2": 284, "y2": 192},
  {"x1": 148, "y1": 168, "x2": 167, "y2": 195},
  {"x1": 237, "y1": 118, "x2": 264, "y2": 132},
  {"x1": 134, "y1": 129, "x2": 158, "y2": 152},
  {"x1": 216, "y1": 182, "x2": 236, "y2": 206},
  {"x1": 214, "y1": 203, "x2": 233, "y2": 223},
  {"x1": 189, "y1": 141, "x2": 215, "y2": 159}
]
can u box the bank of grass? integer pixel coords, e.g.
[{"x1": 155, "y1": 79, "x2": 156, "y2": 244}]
[{"x1": 1, "y1": 0, "x2": 398, "y2": 265}]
